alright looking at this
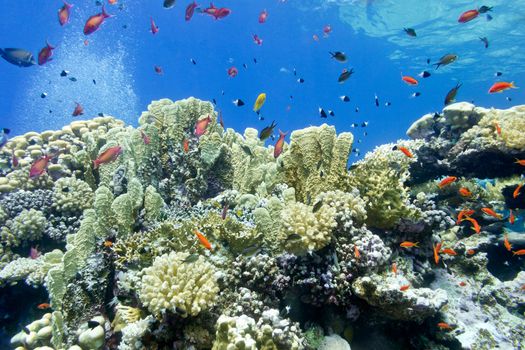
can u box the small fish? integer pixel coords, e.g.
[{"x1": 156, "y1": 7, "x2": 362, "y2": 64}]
[
  {"x1": 328, "y1": 110, "x2": 335, "y2": 117},
  {"x1": 190, "y1": 58, "x2": 197, "y2": 65},
  {"x1": 506, "y1": 97, "x2": 512, "y2": 102},
  {"x1": 438, "y1": 176, "x2": 457, "y2": 189},
  {"x1": 72, "y1": 102, "x2": 84, "y2": 116},
  {"x1": 202, "y1": 3, "x2": 231, "y2": 20},
  {"x1": 489, "y1": 82, "x2": 518, "y2": 93},
  {"x1": 312, "y1": 34, "x2": 319, "y2": 42},
  {"x1": 258, "y1": 9, "x2": 268, "y2": 24},
  {"x1": 437, "y1": 322, "x2": 453, "y2": 331},
  {"x1": 463, "y1": 217, "x2": 481, "y2": 234},
  {"x1": 221, "y1": 203, "x2": 229, "y2": 220},
  {"x1": 69, "y1": 77, "x2": 77, "y2": 82},
  {"x1": 274, "y1": 130, "x2": 287, "y2": 158},
  {"x1": 240, "y1": 144, "x2": 252, "y2": 156},
  {"x1": 340, "y1": 95, "x2": 350, "y2": 102},
  {"x1": 183, "y1": 138, "x2": 189, "y2": 153},
  {"x1": 403, "y1": 28, "x2": 416, "y2": 37},
  {"x1": 259, "y1": 121, "x2": 277, "y2": 141},
  {"x1": 194, "y1": 229, "x2": 212, "y2": 250},
  {"x1": 400, "y1": 284, "x2": 410, "y2": 291},
  {"x1": 29, "y1": 155, "x2": 52, "y2": 179},
  {"x1": 219, "y1": 110, "x2": 224, "y2": 128},
  {"x1": 459, "y1": 281, "x2": 467, "y2": 287},
  {"x1": 515, "y1": 159, "x2": 525, "y2": 166},
  {"x1": 253, "y1": 34, "x2": 263, "y2": 45},
  {"x1": 103, "y1": 240, "x2": 113, "y2": 248},
  {"x1": 60, "y1": 70, "x2": 69, "y2": 77},
  {"x1": 444, "y1": 82, "x2": 462, "y2": 105},
  {"x1": 481, "y1": 207, "x2": 502, "y2": 219},
  {"x1": 350, "y1": 123, "x2": 358, "y2": 128},
  {"x1": 58, "y1": 1, "x2": 73, "y2": 26},
  {"x1": 41, "y1": 92, "x2": 47, "y2": 98},
  {"x1": 411, "y1": 92, "x2": 421, "y2": 98},
  {"x1": 253, "y1": 93, "x2": 266, "y2": 113},
  {"x1": 494, "y1": 121, "x2": 501, "y2": 136},
  {"x1": 480, "y1": 37, "x2": 489, "y2": 49},
  {"x1": 29, "y1": 247, "x2": 40, "y2": 259},
  {"x1": 509, "y1": 209, "x2": 515, "y2": 225},
  {"x1": 512, "y1": 249, "x2": 525, "y2": 256},
  {"x1": 194, "y1": 115, "x2": 212, "y2": 137},
  {"x1": 418, "y1": 71, "x2": 431, "y2": 78},
  {"x1": 374, "y1": 94, "x2": 379, "y2": 106},
  {"x1": 354, "y1": 245, "x2": 361, "y2": 259},
  {"x1": 92, "y1": 79, "x2": 96, "y2": 85},
  {"x1": 391, "y1": 262, "x2": 397, "y2": 275},
  {"x1": 323, "y1": 24, "x2": 331, "y2": 37},
  {"x1": 241, "y1": 245, "x2": 261, "y2": 256},
  {"x1": 466, "y1": 249, "x2": 476, "y2": 255},
  {"x1": 38, "y1": 41, "x2": 55, "y2": 66},
  {"x1": 495, "y1": 72, "x2": 503, "y2": 77},
  {"x1": 458, "y1": 9, "x2": 480, "y2": 23},
  {"x1": 0, "y1": 48, "x2": 36, "y2": 67},
  {"x1": 385, "y1": 102, "x2": 392, "y2": 107},
  {"x1": 154, "y1": 65, "x2": 163, "y2": 74},
  {"x1": 459, "y1": 187, "x2": 472, "y2": 197},
  {"x1": 441, "y1": 248, "x2": 457, "y2": 256},
  {"x1": 227, "y1": 66, "x2": 238, "y2": 78},
  {"x1": 479, "y1": 5, "x2": 493, "y2": 13},
  {"x1": 93, "y1": 146, "x2": 122, "y2": 169},
  {"x1": 108, "y1": 0, "x2": 117, "y2": 4},
  {"x1": 401, "y1": 75, "x2": 418, "y2": 85},
  {"x1": 434, "y1": 54, "x2": 458, "y2": 69},
  {"x1": 400, "y1": 241, "x2": 419, "y2": 248},
  {"x1": 355, "y1": 107, "x2": 360, "y2": 113},
  {"x1": 361, "y1": 121, "x2": 369, "y2": 127},
  {"x1": 185, "y1": 1, "x2": 198, "y2": 21},
  {"x1": 504, "y1": 234, "x2": 512, "y2": 251},
  {"x1": 338, "y1": 68, "x2": 354, "y2": 83},
  {"x1": 140, "y1": 130, "x2": 150, "y2": 145},
  {"x1": 392, "y1": 145, "x2": 413, "y2": 158},
  {"x1": 242, "y1": 63, "x2": 247, "y2": 69},
  {"x1": 164, "y1": 0, "x2": 176, "y2": 9},
  {"x1": 22, "y1": 327, "x2": 30, "y2": 334},
  {"x1": 150, "y1": 17, "x2": 159, "y2": 34},
  {"x1": 84, "y1": 5, "x2": 112, "y2": 35},
  {"x1": 285, "y1": 233, "x2": 302, "y2": 242},
  {"x1": 329, "y1": 51, "x2": 347, "y2": 62},
  {"x1": 312, "y1": 200, "x2": 323, "y2": 213},
  {"x1": 183, "y1": 254, "x2": 200, "y2": 263},
  {"x1": 11, "y1": 151, "x2": 19, "y2": 168},
  {"x1": 513, "y1": 184, "x2": 522, "y2": 198},
  {"x1": 433, "y1": 242, "x2": 442, "y2": 265},
  {"x1": 297, "y1": 78, "x2": 305, "y2": 83},
  {"x1": 319, "y1": 108, "x2": 328, "y2": 118},
  {"x1": 37, "y1": 303, "x2": 51, "y2": 310}
]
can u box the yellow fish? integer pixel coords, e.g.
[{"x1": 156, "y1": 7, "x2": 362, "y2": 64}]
[{"x1": 253, "y1": 93, "x2": 266, "y2": 113}]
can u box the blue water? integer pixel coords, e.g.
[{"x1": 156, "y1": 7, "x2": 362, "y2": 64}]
[{"x1": 1, "y1": 0, "x2": 524, "y2": 158}]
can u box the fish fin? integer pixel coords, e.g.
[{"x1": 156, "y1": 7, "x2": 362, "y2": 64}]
[
  {"x1": 511, "y1": 82, "x2": 519, "y2": 89},
  {"x1": 93, "y1": 160, "x2": 99, "y2": 169},
  {"x1": 102, "y1": 5, "x2": 112, "y2": 18}
]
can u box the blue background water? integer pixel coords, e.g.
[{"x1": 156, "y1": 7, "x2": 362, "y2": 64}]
[{"x1": 1, "y1": 0, "x2": 524, "y2": 159}]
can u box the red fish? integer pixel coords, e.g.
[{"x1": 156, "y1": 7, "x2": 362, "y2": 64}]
[
  {"x1": 58, "y1": 1, "x2": 73, "y2": 26},
  {"x1": 38, "y1": 41, "x2": 55, "y2": 66},
  {"x1": 489, "y1": 82, "x2": 518, "y2": 93},
  {"x1": 194, "y1": 229, "x2": 213, "y2": 250},
  {"x1": 11, "y1": 151, "x2": 19, "y2": 168},
  {"x1": 402, "y1": 75, "x2": 418, "y2": 85},
  {"x1": 433, "y1": 242, "x2": 442, "y2": 265},
  {"x1": 203, "y1": 3, "x2": 231, "y2": 20},
  {"x1": 258, "y1": 9, "x2": 268, "y2": 23},
  {"x1": 84, "y1": 5, "x2": 112, "y2": 35},
  {"x1": 400, "y1": 241, "x2": 418, "y2": 248},
  {"x1": 456, "y1": 208, "x2": 474, "y2": 225},
  {"x1": 494, "y1": 122, "x2": 501, "y2": 136},
  {"x1": 513, "y1": 184, "x2": 522, "y2": 198},
  {"x1": 512, "y1": 249, "x2": 525, "y2": 256},
  {"x1": 466, "y1": 249, "x2": 476, "y2": 256},
  {"x1": 150, "y1": 17, "x2": 159, "y2": 35},
  {"x1": 504, "y1": 234, "x2": 512, "y2": 252},
  {"x1": 459, "y1": 281, "x2": 467, "y2": 287},
  {"x1": 393, "y1": 145, "x2": 413, "y2": 158},
  {"x1": 481, "y1": 207, "x2": 502, "y2": 219},
  {"x1": 391, "y1": 262, "x2": 397, "y2": 275},
  {"x1": 463, "y1": 217, "x2": 481, "y2": 234},
  {"x1": 154, "y1": 65, "x2": 163, "y2": 75},
  {"x1": 515, "y1": 159, "x2": 525, "y2": 166},
  {"x1": 183, "y1": 139, "x2": 189, "y2": 153},
  {"x1": 185, "y1": 1, "x2": 198, "y2": 21},
  {"x1": 459, "y1": 187, "x2": 472, "y2": 197},
  {"x1": 37, "y1": 303, "x2": 51, "y2": 310},
  {"x1": 72, "y1": 102, "x2": 84, "y2": 117},
  {"x1": 273, "y1": 130, "x2": 287, "y2": 158},
  {"x1": 29, "y1": 155, "x2": 52, "y2": 179},
  {"x1": 227, "y1": 66, "x2": 238, "y2": 78},
  {"x1": 437, "y1": 322, "x2": 453, "y2": 330},
  {"x1": 441, "y1": 248, "x2": 457, "y2": 256},
  {"x1": 458, "y1": 9, "x2": 479, "y2": 23},
  {"x1": 194, "y1": 115, "x2": 212, "y2": 137},
  {"x1": 438, "y1": 176, "x2": 457, "y2": 189},
  {"x1": 354, "y1": 245, "x2": 361, "y2": 259},
  {"x1": 108, "y1": 0, "x2": 117, "y2": 4},
  {"x1": 140, "y1": 130, "x2": 150, "y2": 145},
  {"x1": 253, "y1": 34, "x2": 263, "y2": 46},
  {"x1": 29, "y1": 246, "x2": 40, "y2": 259},
  {"x1": 323, "y1": 24, "x2": 331, "y2": 37},
  {"x1": 93, "y1": 146, "x2": 122, "y2": 169},
  {"x1": 509, "y1": 209, "x2": 515, "y2": 225},
  {"x1": 400, "y1": 284, "x2": 410, "y2": 291}
]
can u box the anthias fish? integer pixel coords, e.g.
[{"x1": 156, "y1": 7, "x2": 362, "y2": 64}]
[
  {"x1": 194, "y1": 115, "x2": 212, "y2": 137},
  {"x1": 273, "y1": 130, "x2": 287, "y2": 158},
  {"x1": 58, "y1": 1, "x2": 73, "y2": 26},
  {"x1": 93, "y1": 146, "x2": 122, "y2": 169},
  {"x1": 84, "y1": 5, "x2": 112, "y2": 35},
  {"x1": 185, "y1": 1, "x2": 199, "y2": 21}
]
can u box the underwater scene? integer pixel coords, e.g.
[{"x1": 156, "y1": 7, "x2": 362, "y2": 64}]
[{"x1": 1, "y1": 0, "x2": 525, "y2": 349}]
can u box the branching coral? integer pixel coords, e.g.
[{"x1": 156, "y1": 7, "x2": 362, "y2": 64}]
[
  {"x1": 11, "y1": 208, "x2": 47, "y2": 243},
  {"x1": 52, "y1": 177, "x2": 94, "y2": 214}
]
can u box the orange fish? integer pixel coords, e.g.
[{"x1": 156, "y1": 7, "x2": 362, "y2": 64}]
[
  {"x1": 513, "y1": 184, "x2": 523, "y2": 199},
  {"x1": 108, "y1": 0, "x2": 117, "y2": 4},
  {"x1": 463, "y1": 217, "x2": 481, "y2": 234},
  {"x1": 392, "y1": 262, "x2": 397, "y2": 275},
  {"x1": 72, "y1": 102, "x2": 84, "y2": 116},
  {"x1": 456, "y1": 209, "x2": 475, "y2": 225},
  {"x1": 438, "y1": 176, "x2": 457, "y2": 189},
  {"x1": 458, "y1": 9, "x2": 479, "y2": 23},
  {"x1": 437, "y1": 322, "x2": 453, "y2": 330},
  {"x1": 354, "y1": 245, "x2": 361, "y2": 259},
  {"x1": 93, "y1": 146, "x2": 122, "y2": 169},
  {"x1": 58, "y1": 0, "x2": 73, "y2": 26},
  {"x1": 504, "y1": 234, "x2": 512, "y2": 252},
  {"x1": 433, "y1": 243, "x2": 442, "y2": 265},
  {"x1": 488, "y1": 81, "x2": 518, "y2": 94},
  {"x1": 512, "y1": 249, "x2": 525, "y2": 256},
  {"x1": 401, "y1": 75, "x2": 418, "y2": 85},
  {"x1": 37, "y1": 303, "x2": 51, "y2": 310},
  {"x1": 400, "y1": 241, "x2": 419, "y2": 248},
  {"x1": 29, "y1": 155, "x2": 52, "y2": 179},
  {"x1": 515, "y1": 159, "x2": 525, "y2": 166},
  {"x1": 459, "y1": 281, "x2": 467, "y2": 287},
  {"x1": 400, "y1": 284, "x2": 410, "y2": 291},
  {"x1": 441, "y1": 248, "x2": 457, "y2": 256},
  {"x1": 183, "y1": 139, "x2": 189, "y2": 153},
  {"x1": 393, "y1": 145, "x2": 413, "y2": 158},
  {"x1": 194, "y1": 115, "x2": 212, "y2": 137},
  {"x1": 150, "y1": 17, "x2": 159, "y2": 35},
  {"x1": 459, "y1": 187, "x2": 472, "y2": 197},
  {"x1": 84, "y1": 5, "x2": 112, "y2": 35},
  {"x1": 194, "y1": 229, "x2": 212, "y2": 250},
  {"x1": 494, "y1": 122, "x2": 501, "y2": 136},
  {"x1": 481, "y1": 207, "x2": 502, "y2": 219},
  {"x1": 274, "y1": 130, "x2": 287, "y2": 158},
  {"x1": 509, "y1": 209, "x2": 515, "y2": 225},
  {"x1": 103, "y1": 240, "x2": 113, "y2": 248},
  {"x1": 466, "y1": 249, "x2": 476, "y2": 256}
]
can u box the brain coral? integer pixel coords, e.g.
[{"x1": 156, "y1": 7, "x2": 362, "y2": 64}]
[{"x1": 139, "y1": 252, "x2": 219, "y2": 317}]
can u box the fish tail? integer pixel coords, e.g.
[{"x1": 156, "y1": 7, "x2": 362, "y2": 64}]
[
  {"x1": 279, "y1": 129, "x2": 288, "y2": 137},
  {"x1": 93, "y1": 160, "x2": 99, "y2": 169},
  {"x1": 414, "y1": 242, "x2": 419, "y2": 247},
  {"x1": 511, "y1": 82, "x2": 519, "y2": 89},
  {"x1": 102, "y1": 5, "x2": 112, "y2": 18}
]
